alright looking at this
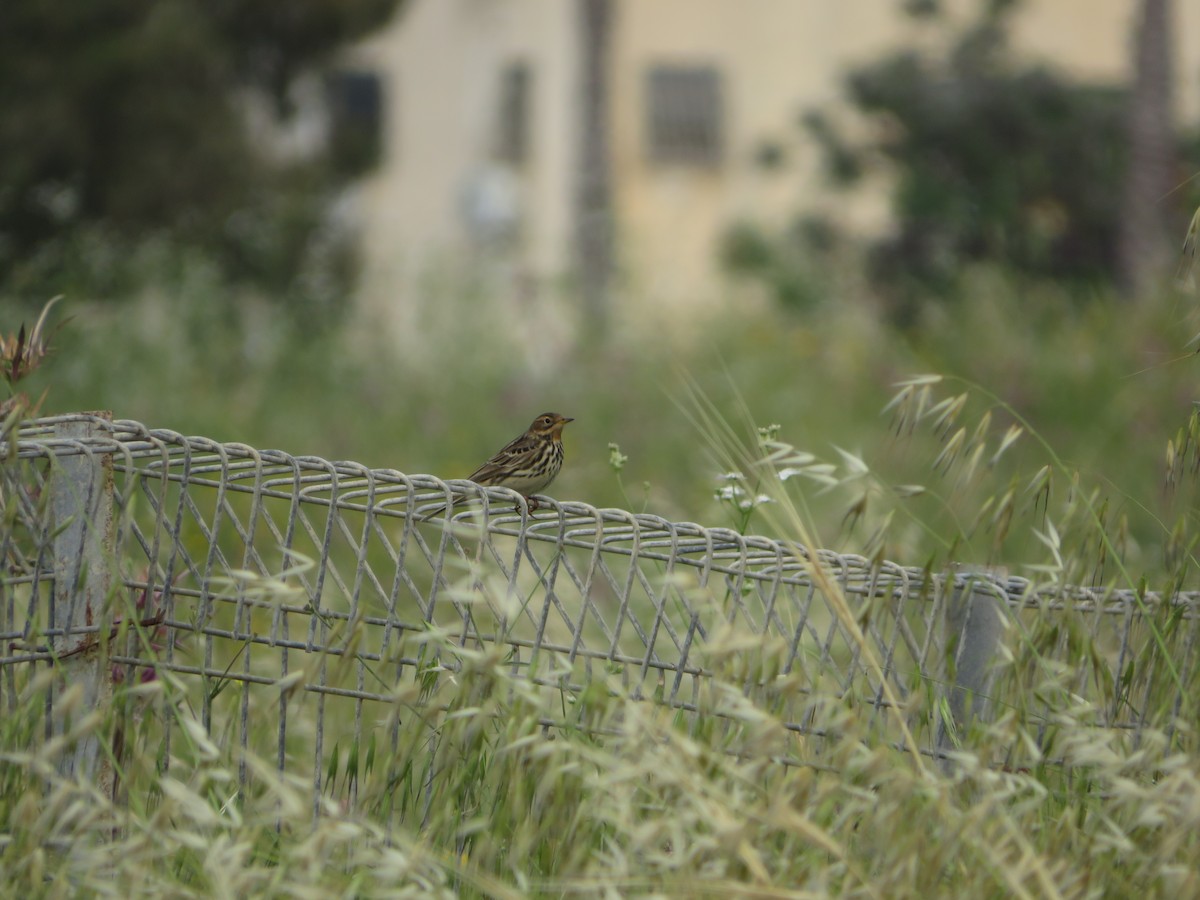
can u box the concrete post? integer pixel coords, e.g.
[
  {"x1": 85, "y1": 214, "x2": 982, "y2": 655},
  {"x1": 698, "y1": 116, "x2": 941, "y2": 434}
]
[
  {"x1": 937, "y1": 567, "x2": 1007, "y2": 762},
  {"x1": 50, "y1": 413, "x2": 115, "y2": 800}
]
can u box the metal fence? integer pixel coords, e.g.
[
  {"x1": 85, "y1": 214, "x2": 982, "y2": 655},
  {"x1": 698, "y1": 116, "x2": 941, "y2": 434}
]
[{"x1": 3, "y1": 414, "x2": 1198, "y2": 812}]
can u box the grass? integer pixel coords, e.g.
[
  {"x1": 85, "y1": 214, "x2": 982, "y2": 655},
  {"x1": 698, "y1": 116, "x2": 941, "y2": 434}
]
[
  {"x1": 5, "y1": 263, "x2": 1200, "y2": 896},
  {"x1": 3, "y1": 603, "x2": 1200, "y2": 897},
  {"x1": 23, "y1": 266, "x2": 1200, "y2": 559}
]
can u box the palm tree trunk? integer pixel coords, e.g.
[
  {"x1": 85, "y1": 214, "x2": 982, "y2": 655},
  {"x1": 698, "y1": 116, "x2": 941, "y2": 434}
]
[
  {"x1": 575, "y1": 0, "x2": 614, "y2": 334},
  {"x1": 1117, "y1": 0, "x2": 1175, "y2": 300}
]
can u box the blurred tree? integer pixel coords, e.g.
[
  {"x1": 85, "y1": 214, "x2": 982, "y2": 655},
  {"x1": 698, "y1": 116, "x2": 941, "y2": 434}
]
[
  {"x1": 0, "y1": 0, "x2": 402, "y2": 313},
  {"x1": 722, "y1": 0, "x2": 1196, "y2": 323},
  {"x1": 1117, "y1": 0, "x2": 1175, "y2": 300}
]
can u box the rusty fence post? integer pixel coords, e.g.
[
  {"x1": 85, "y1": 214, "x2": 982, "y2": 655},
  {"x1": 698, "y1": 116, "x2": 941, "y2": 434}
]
[{"x1": 49, "y1": 413, "x2": 115, "y2": 800}]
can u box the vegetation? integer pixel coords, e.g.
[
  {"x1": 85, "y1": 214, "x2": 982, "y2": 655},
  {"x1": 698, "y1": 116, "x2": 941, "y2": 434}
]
[
  {"x1": 723, "y1": 0, "x2": 1200, "y2": 322},
  {"x1": 4, "y1": 252, "x2": 1200, "y2": 893},
  {"x1": 5, "y1": 0, "x2": 1200, "y2": 892},
  {"x1": 20, "y1": 264, "x2": 1200, "y2": 569},
  {"x1": 0, "y1": 0, "x2": 404, "y2": 315}
]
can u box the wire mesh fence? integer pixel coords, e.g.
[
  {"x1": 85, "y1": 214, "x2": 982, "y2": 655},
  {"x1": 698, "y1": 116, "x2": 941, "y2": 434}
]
[{"x1": 3, "y1": 413, "x2": 1199, "y2": 819}]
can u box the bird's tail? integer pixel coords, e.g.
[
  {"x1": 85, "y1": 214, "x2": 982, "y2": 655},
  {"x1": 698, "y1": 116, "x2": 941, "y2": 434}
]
[
  {"x1": 418, "y1": 488, "x2": 472, "y2": 523},
  {"x1": 418, "y1": 499, "x2": 454, "y2": 522}
]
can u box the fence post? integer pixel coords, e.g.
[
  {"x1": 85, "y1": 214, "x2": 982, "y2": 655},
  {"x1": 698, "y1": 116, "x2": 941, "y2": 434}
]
[
  {"x1": 50, "y1": 413, "x2": 115, "y2": 800},
  {"x1": 937, "y1": 566, "x2": 1007, "y2": 764}
]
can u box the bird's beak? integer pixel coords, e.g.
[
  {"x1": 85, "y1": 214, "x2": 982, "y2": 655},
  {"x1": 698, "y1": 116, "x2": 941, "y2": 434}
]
[{"x1": 562, "y1": 416, "x2": 575, "y2": 424}]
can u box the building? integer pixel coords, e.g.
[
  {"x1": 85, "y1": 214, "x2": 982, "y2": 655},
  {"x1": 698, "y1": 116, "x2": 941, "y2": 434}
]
[{"x1": 348, "y1": 0, "x2": 1200, "y2": 339}]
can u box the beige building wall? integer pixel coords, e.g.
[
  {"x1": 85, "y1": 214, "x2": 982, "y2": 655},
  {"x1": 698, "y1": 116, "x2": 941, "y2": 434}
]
[
  {"x1": 352, "y1": 0, "x2": 1200, "y2": 338},
  {"x1": 353, "y1": 1, "x2": 577, "y2": 323},
  {"x1": 610, "y1": 1, "x2": 918, "y2": 310}
]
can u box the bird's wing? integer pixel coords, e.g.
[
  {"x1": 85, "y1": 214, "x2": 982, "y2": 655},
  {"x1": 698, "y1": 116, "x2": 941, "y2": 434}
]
[{"x1": 468, "y1": 432, "x2": 538, "y2": 483}]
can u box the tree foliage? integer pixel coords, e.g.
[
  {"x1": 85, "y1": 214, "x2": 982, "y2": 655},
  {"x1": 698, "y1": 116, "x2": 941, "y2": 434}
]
[
  {"x1": 0, "y1": 0, "x2": 402, "y2": 309},
  {"x1": 724, "y1": 0, "x2": 1197, "y2": 320}
]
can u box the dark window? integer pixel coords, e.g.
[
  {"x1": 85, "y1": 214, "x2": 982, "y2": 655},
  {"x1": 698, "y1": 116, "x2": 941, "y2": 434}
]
[
  {"x1": 646, "y1": 66, "x2": 723, "y2": 165},
  {"x1": 495, "y1": 62, "x2": 531, "y2": 164},
  {"x1": 326, "y1": 70, "x2": 384, "y2": 174}
]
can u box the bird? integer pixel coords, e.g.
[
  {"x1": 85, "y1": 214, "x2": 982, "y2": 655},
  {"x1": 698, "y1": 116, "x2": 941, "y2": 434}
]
[{"x1": 421, "y1": 412, "x2": 574, "y2": 520}]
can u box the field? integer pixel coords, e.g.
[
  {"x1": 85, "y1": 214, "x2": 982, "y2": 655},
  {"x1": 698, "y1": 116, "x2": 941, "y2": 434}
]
[{"x1": 4, "y1": 267, "x2": 1200, "y2": 897}]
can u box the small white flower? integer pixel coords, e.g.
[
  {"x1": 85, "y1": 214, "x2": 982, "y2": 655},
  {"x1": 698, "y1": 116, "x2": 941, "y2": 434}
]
[
  {"x1": 607, "y1": 443, "x2": 628, "y2": 472},
  {"x1": 715, "y1": 484, "x2": 746, "y2": 501}
]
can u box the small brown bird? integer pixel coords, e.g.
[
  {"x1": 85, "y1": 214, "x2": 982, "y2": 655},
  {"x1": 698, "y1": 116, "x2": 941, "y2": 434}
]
[{"x1": 423, "y1": 412, "x2": 574, "y2": 519}]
